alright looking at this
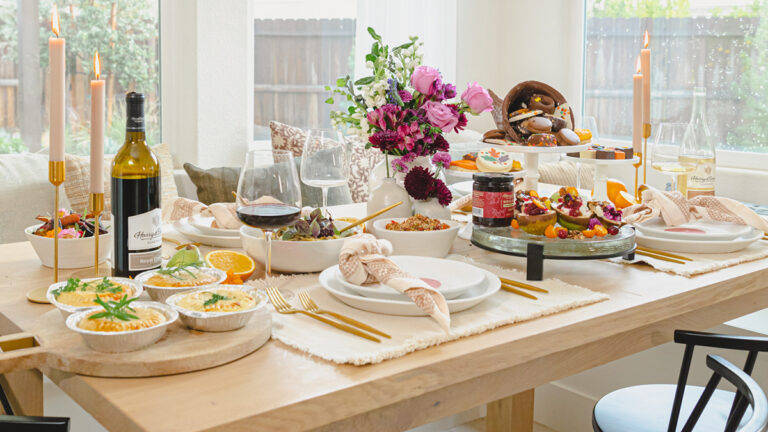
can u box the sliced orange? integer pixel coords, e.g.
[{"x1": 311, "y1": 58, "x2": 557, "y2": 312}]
[
  {"x1": 614, "y1": 190, "x2": 639, "y2": 209},
  {"x1": 606, "y1": 179, "x2": 628, "y2": 205},
  {"x1": 205, "y1": 250, "x2": 255, "y2": 281}
]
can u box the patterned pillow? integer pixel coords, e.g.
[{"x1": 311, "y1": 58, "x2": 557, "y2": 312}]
[
  {"x1": 269, "y1": 121, "x2": 383, "y2": 203},
  {"x1": 63, "y1": 143, "x2": 178, "y2": 218}
]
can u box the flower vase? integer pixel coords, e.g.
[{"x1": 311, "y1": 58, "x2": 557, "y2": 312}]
[
  {"x1": 366, "y1": 177, "x2": 412, "y2": 235},
  {"x1": 413, "y1": 198, "x2": 450, "y2": 220}
]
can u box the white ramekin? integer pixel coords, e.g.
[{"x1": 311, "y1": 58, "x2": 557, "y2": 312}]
[
  {"x1": 47, "y1": 277, "x2": 144, "y2": 319},
  {"x1": 165, "y1": 285, "x2": 269, "y2": 332},
  {"x1": 134, "y1": 267, "x2": 228, "y2": 302}
]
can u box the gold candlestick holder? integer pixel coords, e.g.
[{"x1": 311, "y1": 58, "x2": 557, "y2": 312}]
[
  {"x1": 71, "y1": 193, "x2": 111, "y2": 279},
  {"x1": 633, "y1": 151, "x2": 643, "y2": 200}
]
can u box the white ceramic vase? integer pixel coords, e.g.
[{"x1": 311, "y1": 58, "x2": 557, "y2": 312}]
[
  {"x1": 366, "y1": 177, "x2": 412, "y2": 235},
  {"x1": 412, "y1": 198, "x2": 450, "y2": 220}
]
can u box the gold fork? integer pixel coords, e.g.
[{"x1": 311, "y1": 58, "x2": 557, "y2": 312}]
[
  {"x1": 264, "y1": 287, "x2": 381, "y2": 343},
  {"x1": 298, "y1": 292, "x2": 391, "y2": 339}
]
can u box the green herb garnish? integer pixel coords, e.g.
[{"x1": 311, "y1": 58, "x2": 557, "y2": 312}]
[
  {"x1": 88, "y1": 295, "x2": 139, "y2": 322},
  {"x1": 203, "y1": 293, "x2": 231, "y2": 307},
  {"x1": 156, "y1": 247, "x2": 205, "y2": 279},
  {"x1": 52, "y1": 277, "x2": 81, "y2": 297},
  {"x1": 52, "y1": 277, "x2": 123, "y2": 297},
  {"x1": 94, "y1": 277, "x2": 122, "y2": 294},
  {"x1": 277, "y1": 208, "x2": 353, "y2": 240}
]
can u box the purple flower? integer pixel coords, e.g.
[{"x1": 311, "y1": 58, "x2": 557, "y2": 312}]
[
  {"x1": 391, "y1": 157, "x2": 409, "y2": 173},
  {"x1": 400, "y1": 152, "x2": 416, "y2": 163},
  {"x1": 369, "y1": 130, "x2": 401, "y2": 153},
  {"x1": 435, "y1": 180, "x2": 453, "y2": 206},
  {"x1": 431, "y1": 152, "x2": 451, "y2": 168},
  {"x1": 432, "y1": 134, "x2": 450, "y2": 152},
  {"x1": 398, "y1": 90, "x2": 413, "y2": 103},
  {"x1": 423, "y1": 101, "x2": 459, "y2": 132},
  {"x1": 461, "y1": 82, "x2": 493, "y2": 113},
  {"x1": 588, "y1": 218, "x2": 603, "y2": 230},
  {"x1": 411, "y1": 66, "x2": 442, "y2": 95},
  {"x1": 404, "y1": 166, "x2": 436, "y2": 201},
  {"x1": 441, "y1": 83, "x2": 457, "y2": 100}
]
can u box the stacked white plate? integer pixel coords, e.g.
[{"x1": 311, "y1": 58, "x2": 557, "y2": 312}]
[
  {"x1": 633, "y1": 217, "x2": 762, "y2": 254},
  {"x1": 318, "y1": 256, "x2": 501, "y2": 316},
  {"x1": 173, "y1": 215, "x2": 242, "y2": 248}
]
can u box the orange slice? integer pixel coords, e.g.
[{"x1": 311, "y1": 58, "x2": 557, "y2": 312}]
[
  {"x1": 606, "y1": 179, "x2": 628, "y2": 204},
  {"x1": 614, "y1": 191, "x2": 638, "y2": 209},
  {"x1": 205, "y1": 250, "x2": 255, "y2": 282}
]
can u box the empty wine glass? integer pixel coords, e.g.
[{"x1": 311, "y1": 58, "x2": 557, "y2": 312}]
[
  {"x1": 236, "y1": 150, "x2": 301, "y2": 293},
  {"x1": 300, "y1": 129, "x2": 348, "y2": 215},
  {"x1": 651, "y1": 123, "x2": 695, "y2": 194},
  {"x1": 581, "y1": 115, "x2": 600, "y2": 144}
]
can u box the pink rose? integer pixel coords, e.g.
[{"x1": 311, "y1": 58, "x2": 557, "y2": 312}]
[
  {"x1": 411, "y1": 66, "x2": 442, "y2": 95},
  {"x1": 461, "y1": 82, "x2": 493, "y2": 114},
  {"x1": 423, "y1": 101, "x2": 459, "y2": 132}
]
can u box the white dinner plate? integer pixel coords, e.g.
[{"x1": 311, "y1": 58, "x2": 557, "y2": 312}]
[
  {"x1": 188, "y1": 214, "x2": 241, "y2": 237},
  {"x1": 319, "y1": 266, "x2": 501, "y2": 316},
  {"x1": 634, "y1": 217, "x2": 753, "y2": 241},
  {"x1": 174, "y1": 218, "x2": 242, "y2": 248},
  {"x1": 635, "y1": 228, "x2": 762, "y2": 254},
  {"x1": 332, "y1": 256, "x2": 486, "y2": 301},
  {"x1": 479, "y1": 141, "x2": 590, "y2": 154},
  {"x1": 452, "y1": 181, "x2": 473, "y2": 196}
]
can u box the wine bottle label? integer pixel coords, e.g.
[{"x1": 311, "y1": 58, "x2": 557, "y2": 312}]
[
  {"x1": 129, "y1": 249, "x2": 162, "y2": 272},
  {"x1": 685, "y1": 160, "x2": 715, "y2": 198},
  {"x1": 127, "y1": 208, "x2": 162, "y2": 250}
]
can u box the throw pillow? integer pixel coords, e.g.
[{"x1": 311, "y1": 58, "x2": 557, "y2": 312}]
[
  {"x1": 63, "y1": 143, "x2": 178, "y2": 218},
  {"x1": 269, "y1": 121, "x2": 383, "y2": 203},
  {"x1": 184, "y1": 157, "x2": 353, "y2": 208}
]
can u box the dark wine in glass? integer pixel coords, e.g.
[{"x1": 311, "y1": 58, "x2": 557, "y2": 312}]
[{"x1": 236, "y1": 203, "x2": 301, "y2": 230}]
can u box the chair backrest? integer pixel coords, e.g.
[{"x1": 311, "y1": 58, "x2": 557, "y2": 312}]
[
  {"x1": 680, "y1": 355, "x2": 767, "y2": 432},
  {"x1": 668, "y1": 330, "x2": 768, "y2": 432},
  {"x1": 0, "y1": 415, "x2": 70, "y2": 431}
]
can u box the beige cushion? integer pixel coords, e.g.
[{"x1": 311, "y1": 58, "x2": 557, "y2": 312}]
[
  {"x1": 0, "y1": 153, "x2": 71, "y2": 244},
  {"x1": 269, "y1": 121, "x2": 383, "y2": 203},
  {"x1": 539, "y1": 161, "x2": 594, "y2": 190},
  {"x1": 64, "y1": 143, "x2": 178, "y2": 218}
]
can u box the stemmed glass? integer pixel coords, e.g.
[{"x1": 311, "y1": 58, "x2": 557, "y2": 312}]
[
  {"x1": 236, "y1": 150, "x2": 302, "y2": 292},
  {"x1": 651, "y1": 123, "x2": 695, "y2": 194},
  {"x1": 300, "y1": 129, "x2": 348, "y2": 215}
]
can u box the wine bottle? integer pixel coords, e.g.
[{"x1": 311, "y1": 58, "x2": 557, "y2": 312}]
[
  {"x1": 111, "y1": 92, "x2": 162, "y2": 277},
  {"x1": 680, "y1": 87, "x2": 716, "y2": 198}
]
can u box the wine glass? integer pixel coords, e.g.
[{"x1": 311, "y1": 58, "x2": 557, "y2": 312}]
[
  {"x1": 651, "y1": 123, "x2": 695, "y2": 194},
  {"x1": 300, "y1": 129, "x2": 348, "y2": 215},
  {"x1": 236, "y1": 150, "x2": 302, "y2": 293}
]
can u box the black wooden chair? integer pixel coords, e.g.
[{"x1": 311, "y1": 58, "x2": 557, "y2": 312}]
[
  {"x1": 592, "y1": 330, "x2": 768, "y2": 432},
  {"x1": 0, "y1": 383, "x2": 69, "y2": 431}
]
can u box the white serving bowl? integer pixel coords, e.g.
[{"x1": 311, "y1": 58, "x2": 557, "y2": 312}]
[
  {"x1": 240, "y1": 221, "x2": 362, "y2": 273},
  {"x1": 134, "y1": 267, "x2": 228, "y2": 302},
  {"x1": 165, "y1": 285, "x2": 269, "y2": 332},
  {"x1": 47, "y1": 277, "x2": 143, "y2": 319},
  {"x1": 25, "y1": 224, "x2": 113, "y2": 269},
  {"x1": 372, "y1": 218, "x2": 460, "y2": 258},
  {"x1": 65, "y1": 301, "x2": 178, "y2": 353}
]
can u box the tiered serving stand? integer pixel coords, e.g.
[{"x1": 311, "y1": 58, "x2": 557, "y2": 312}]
[
  {"x1": 471, "y1": 225, "x2": 636, "y2": 281},
  {"x1": 481, "y1": 141, "x2": 590, "y2": 190}
]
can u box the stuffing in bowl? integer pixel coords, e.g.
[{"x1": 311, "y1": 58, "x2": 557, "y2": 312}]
[{"x1": 373, "y1": 215, "x2": 459, "y2": 258}]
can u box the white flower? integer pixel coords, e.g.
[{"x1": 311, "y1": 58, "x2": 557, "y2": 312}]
[
  {"x1": 360, "y1": 119, "x2": 370, "y2": 134},
  {"x1": 366, "y1": 61, "x2": 374, "y2": 69}
]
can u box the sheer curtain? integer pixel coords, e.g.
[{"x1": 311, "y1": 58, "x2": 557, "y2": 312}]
[{"x1": 353, "y1": 0, "x2": 458, "y2": 84}]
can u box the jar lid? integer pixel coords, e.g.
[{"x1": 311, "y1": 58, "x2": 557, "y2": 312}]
[{"x1": 473, "y1": 172, "x2": 514, "y2": 183}]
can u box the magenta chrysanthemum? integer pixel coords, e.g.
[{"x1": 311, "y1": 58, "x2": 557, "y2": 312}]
[
  {"x1": 404, "y1": 167, "x2": 435, "y2": 200},
  {"x1": 368, "y1": 130, "x2": 401, "y2": 153},
  {"x1": 435, "y1": 180, "x2": 453, "y2": 206},
  {"x1": 398, "y1": 90, "x2": 413, "y2": 103}
]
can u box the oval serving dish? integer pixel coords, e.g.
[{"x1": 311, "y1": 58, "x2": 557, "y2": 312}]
[
  {"x1": 65, "y1": 301, "x2": 178, "y2": 353},
  {"x1": 165, "y1": 285, "x2": 269, "y2": 332},
  {"x1": 134, "y1": 267, "x2": 228, "y2": 302},
  {"x1": 47, "y1": 277, "x2": 143, "y2": 319}
]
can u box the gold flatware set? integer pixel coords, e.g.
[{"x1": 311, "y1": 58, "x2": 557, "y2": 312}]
[
  {"x1": 499, "y1": 276, "x2": 548, "y2": 300},
  {"x1": 634, "y1": 246, "x2": 692, "y2": 264}
]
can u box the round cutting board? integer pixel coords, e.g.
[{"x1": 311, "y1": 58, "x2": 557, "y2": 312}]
[{"x1": 20, "y1": 308, "x2": 271, "y2": 377}]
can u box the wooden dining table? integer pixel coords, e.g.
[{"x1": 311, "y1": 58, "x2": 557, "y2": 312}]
[{"x1": 1, "y1": 203, "x2": 768, "y2": 432}]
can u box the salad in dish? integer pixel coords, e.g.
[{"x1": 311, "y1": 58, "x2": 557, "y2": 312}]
[
  {"x1": 32, "y1": 209, "x2": 108, "y2": 239},
  {"x1": 276, "y1": 208, "x2": 355, "y2": 241}
]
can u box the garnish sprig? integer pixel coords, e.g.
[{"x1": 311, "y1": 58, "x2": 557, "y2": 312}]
[
  {"x1": 203, "y1": 292, "x2": 231, "y2": 307},
  {"x1": 88, "y1": 295, "x2": 139, "y2": 322}
]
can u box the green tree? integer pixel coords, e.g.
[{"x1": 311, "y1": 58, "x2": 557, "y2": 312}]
[{"x1": 589, "y1": 0, "x2": 690, "y2": 18}]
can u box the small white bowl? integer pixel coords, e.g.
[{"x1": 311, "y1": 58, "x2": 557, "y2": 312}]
[
  {"x1": 165, "y1": 285, "x2": 269, "y2": 332},
  {"x1": 25, "y1": 224, "x2": 113, "y2": 269},
  {"x1": 47, "y1": 277, "x2": 143, "y2": 319},
  {"x1": 240, "y1": 221, "x2": 362, "y2": 273},
  {"x1": 134, "y1": 267, "x2": 228, "y2": 302},
  {"x1": 65, "y1": 301, "x2": 178, "y2": 353},
  {"x1": 372, "y1": 218, "x2": 460, "y2": 258}
]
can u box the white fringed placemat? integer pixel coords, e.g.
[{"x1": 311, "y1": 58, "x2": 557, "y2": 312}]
[
  {"x1": 248, "y1": 258, "x2": 608, "y2": 365},
  {"x1": 610, "y1": 241, "x2": 768, "y2": 277}
]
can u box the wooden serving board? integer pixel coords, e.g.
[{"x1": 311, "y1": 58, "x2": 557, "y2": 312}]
[{"x1": 0, "y1": 308, "x2": 272, "y2": 378}]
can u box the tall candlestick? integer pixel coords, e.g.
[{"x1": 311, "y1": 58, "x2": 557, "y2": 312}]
[
  {"x1": 641, "y1": 30, "x2": 651, "y2": 125},
  {"x1": 90, "y1": 51, "x2": 105, "y2": 194},
  {"x1": 633, "y1": 57, "x2": 643, "y2": 200},
  {"x1": 48, "y1": 5, "x2": 65, "y2": 162}
]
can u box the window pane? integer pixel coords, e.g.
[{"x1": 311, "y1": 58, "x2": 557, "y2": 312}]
[
  {"x1": 585, "y1": 0, "x2": 766, "y2": 153},
  {"x1": 253, "y1": 0, "x2": 356, "y2": 139},
  {"x1": 0, "y1": 0, "x2": 159, "y2": 155}
]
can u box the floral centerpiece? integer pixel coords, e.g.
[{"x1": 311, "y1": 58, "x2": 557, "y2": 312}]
[{"x1": 327, "y1": 27, "x2": 493, "y2": 207}]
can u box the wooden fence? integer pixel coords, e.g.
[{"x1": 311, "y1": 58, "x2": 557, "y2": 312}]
[
  {"x1": 253, "y1": 19, "x2": 356, "y2": 134},
  {"x1": 585, "y1": 17, "x2": 759, "y2": 147},
  {"x1": 0, "y1": 59, "x2": 16, "y2": 129}
]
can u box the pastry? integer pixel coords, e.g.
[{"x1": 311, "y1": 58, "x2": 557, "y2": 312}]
[
  {"x1": 484, "y1": 138, "x2": 511, "y2": 146},
  {"x1": 477, "y1": 148, "x2": 513, "y2": 172},
  {"x1": 596, "y1": 149, "x2": 615, "y2": 159},
  {"x1": 463, "y1": 152, "x2": 478, "y2": 161},
  {"x1": 580, "y1": 149, "x2": 596, "y2": 159},
  {"x1": 545, "y1": 114, "x2": 567, "y2": 132},
  {"x1": 508, "y1": 108, "x2": 543, "y2": 123},
  {"x1": 615, "y1": 147, "x2": 633, "y2": 159},
  {"x1": 574, "y1": 128, "x2": 592, "y2": 142},
  {"x1": 613, "y1": 150, "x2": 626, "y2": 160},
  {"x1": 525, "y1": 133, "x2": 557, "y2": 147},
  {"x1": 529, "y1": 94, "x2": 556, "y2": 114},
  {"x1": 555, "y1": 128, "x2": 580, "y2": 146},
  {"x1": 521, "y1": 116, "x2": 552, "y2": 134},
  {"x1": 483, "y1": 129, "x2": 506, "y2": 140},
  {"x1": 553, "y1": 103, "x2": 573, "y2": 129},
  {"x1": 449, "y1": 159, "x2": 478, "y2": 172}
]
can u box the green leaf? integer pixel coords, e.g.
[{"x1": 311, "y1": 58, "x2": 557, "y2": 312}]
[
  {"x1": 166, "y1": 247, "x2": 201, "y2": 268},
  {"x1": 393, "y1": 42, "x2": 414, "y2": 51},
  {"x1": 367, "y1": 27, "x2": 382, "y2": 41},
  {"x1": 354, "y1": 76, "x2": 375, "y2": 86},
  {"x1": 203, "y1": 293, "x2": 231, "y2": 307},
  {"x1": 365, "y1": 53, "x2": 376, "y2": 63},
  {"x1": 325, "y1": 97, "x2": 334, "y2": 104},
  {"x1": 336, "y1": 77, "x2": 347, "y2": 87},
  {"x1": 324, "y1": 85, "x2": 331, "y2": 91}
]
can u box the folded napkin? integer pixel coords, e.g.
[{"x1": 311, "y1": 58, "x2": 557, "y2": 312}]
[
  {"x1": 338, "y1": 234, "x2": 451, "y2": 331},
  {"x1": 624, "y1": 187, "x2": 768, "y2": 233},
  {"x1": 162, "y1": 197, "x2": 241, "y2": 229}
]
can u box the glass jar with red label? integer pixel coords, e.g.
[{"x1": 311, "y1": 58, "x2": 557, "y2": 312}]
[{"x1": 472, "y1": 173, "x2": 515, "y2": 227}]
